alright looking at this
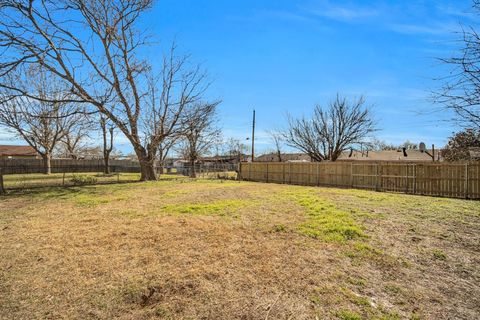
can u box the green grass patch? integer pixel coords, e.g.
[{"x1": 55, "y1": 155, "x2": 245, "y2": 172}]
[
  {"x1": 432, "y1": 249, "x2": 447, "y2": 261},
  {"x1": 337, "y1": 310, "x2": 362, "y2": 320},
  {"x1": 344, "y1": 243, "x2": 382, "y2": 259},
  {"x1": 162, "y1": 199, "x2": 247, "y2": 217},
  {"x1": 285, "y1": 189, "x2": 366, "y2": 243}
]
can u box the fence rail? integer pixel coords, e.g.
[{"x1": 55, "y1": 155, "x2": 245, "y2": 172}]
[{"x1": 239, "y1": 161, "x2": 480, "y2": 199}]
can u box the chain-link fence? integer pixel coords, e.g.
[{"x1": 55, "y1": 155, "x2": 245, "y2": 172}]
[{"x1": 0, "y1": 162, "x2": 239, "y2": 193}]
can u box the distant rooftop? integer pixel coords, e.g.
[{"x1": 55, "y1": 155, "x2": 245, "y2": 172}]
[
  {"x1": 255, "y1": 153, "x2": 311, "y2": 162},
  {"x1": 338, "y1": 149, "x2": 442, "y2": 162},
  {"x1": 0, "y1": 145, "x2": 38, "y2": 157}
]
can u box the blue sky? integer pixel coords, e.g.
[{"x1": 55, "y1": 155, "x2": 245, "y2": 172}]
[{"x1": 0, "y1": 0, "x2": 477, "y2": 154}]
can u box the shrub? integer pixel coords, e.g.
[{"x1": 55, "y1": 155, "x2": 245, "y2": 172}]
[{"x1": 71, "y1": 174, "x2": 97, "y2": 186}]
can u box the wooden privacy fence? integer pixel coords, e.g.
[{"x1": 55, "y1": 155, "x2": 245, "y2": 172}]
[{"x1": 239, "y1": 161, "x2": 480, "y2": 199}]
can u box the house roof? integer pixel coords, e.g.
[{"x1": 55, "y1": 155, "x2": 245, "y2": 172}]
[
  {"x1": 201, "y1": 154, "x2": 248, "y2": 162},
  {"x1": 255, "y1": 153, "x2": 311, "y2": 162},
  {"x1": 338, "y1": 149, "x2": 442, "y2": 162},
  {"x1": 0, "y1": 145, "x2": 38, "y2": 157}
]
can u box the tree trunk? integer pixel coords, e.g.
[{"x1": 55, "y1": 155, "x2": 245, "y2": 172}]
[
  {"x1": 158, "y1": 148, "x2": 164, "y2": 175},
  {"x1": 42, "y1": 153, "x2": 52, "y2": 175},
  {"x1": 104, "y1": 155, "x2": 110, "y2": 174},
  {"x1": 189, "y1": 158, "x2": 196, "y2": 178},
  {"x1": 133, "y1": 144, "x2": 157, "y2": 181},
  {"x1": 139, "y1": 159, "x2": 157, "y2": 181}
]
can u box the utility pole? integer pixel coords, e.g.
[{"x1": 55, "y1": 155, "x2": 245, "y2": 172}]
[{"x1": 251, "y1": 109, "x2": 256, "y2": 162}]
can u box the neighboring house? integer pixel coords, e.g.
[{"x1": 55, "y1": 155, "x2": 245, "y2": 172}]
[
  {"x1": 255, "y1": 153, "x2": 311, "y2": 162},
  {"x1": 173, "y1": 159, "x2": 189, "y2": 168},
  {"x1": 201, "y1": 154, "x2": 248, "y2": 165},
  {"x1": 338, "y1": 149, "x2": 443, "y2": 162},
  {"x1": 255, "y1": 149, "x2": 443, "y2": 163},
  {"x1": 0, "y1": 145, "x2": 39, "y2": 159}
]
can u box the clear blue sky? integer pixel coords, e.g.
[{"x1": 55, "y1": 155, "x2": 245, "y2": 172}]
[
  {"x1": 0, "y1": 0, "x2": 476, "y2": 154},
  {"x1": 145, "y1": 0, "x2": 475, "y2": 153}
]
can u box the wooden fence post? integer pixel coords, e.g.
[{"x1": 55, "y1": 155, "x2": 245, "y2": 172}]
[
  {"x1": 0, "y1": 168, "x2": 5, "y2": 195},
  {"x1": 266, "y1": 163, "x2": 269, "y2": 183},
  {"x1": 350, "y1": 163, "x2": 354, "y2": 187},
  {"x1": 413, "y1": 164, "x2": 417, "y2": 195},
  {"x1": 317, "y1": 162, "x2": 320, "y2": 186},
  {"x1": 289, "y1": 162, "x2": 292, "y2": 184},
  {"x1": 282, "y1": 163, "x2": 286, "y2": 184},
  {"x1": 375, "y1": 163, "x2": 380, "y2": 191},
  {"x1": 465, "y1": 163, "x2": 469, "y2": 199},
  {"x1": 405, "y1": 164, "x2": 409, "y2": 193}
]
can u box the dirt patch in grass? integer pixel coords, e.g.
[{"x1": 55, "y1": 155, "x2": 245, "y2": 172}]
[{"x1": 1, "y1": 180, "x2": 479, "y2": 319}]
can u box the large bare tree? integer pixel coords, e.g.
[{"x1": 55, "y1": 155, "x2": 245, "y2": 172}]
[
  {"x1": 180, "y1": 101, "x2": 220, "y2": 178},
  {"x1": 435, "y1": 0, "x2": 480, "y2": 129},
  {"x1": 0, "y1": 68, "x2": 79, "y2": 173},
  {"x1": 283, "y1": 95, "x2": 376, "y2": 161},
  {"x1": 0, "y1": 0, "x2": 210, "y2": 180}
]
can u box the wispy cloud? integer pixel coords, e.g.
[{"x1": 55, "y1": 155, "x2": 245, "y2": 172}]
[
  {"x1": 388, "y1": 22, "x2": 460, "y2": 36},
  {"x1": 308, "y1": 3, "x2": 379, "y2": 21},
  {"x1": 257, "y1": 0, "x2": 468, "y2": 37}
]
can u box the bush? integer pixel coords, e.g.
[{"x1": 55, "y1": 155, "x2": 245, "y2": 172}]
[{"x1": 71, "y1": 174, "x2": 97, "y2": 186}]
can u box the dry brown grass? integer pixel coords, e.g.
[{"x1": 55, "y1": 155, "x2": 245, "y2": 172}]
[{"x1": 0, "y1": 179, "x2": 479, "y2": 319}]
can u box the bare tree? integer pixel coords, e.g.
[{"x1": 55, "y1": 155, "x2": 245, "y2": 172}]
[
  {"x1": 157, "y1": 136, "x2": 178, "y2": 174},
  {"x1": 100, "y1": 116, "x2": 114, "y2": 174},
  {"x1": 0, "y1": 1, "x2": 211, "y2": 181},
  {"x1": 443, "y1": 128, "x2": 480, "y2": 161},
  {"x1": 283, "y1": 95, "x2": 376, "y2": 161},
  {"x1": 224, "y1": 138, "x2": 248, "y2": 162},
  {"x1": 435, "y1": 1, "x2": 480, "y2": 129},
  {"x1": 59, "y1": 112, "x2": 94, "y2": 159},
  {"x1": 367, "y1": 138, "x2": 397, "y2": 151},
  {"x1": 268, "y1": 130, "x2": 284, "y2": 162},
  {"x1": 144, "y1": 53, "x2": 208, "y2": 175},
  {"x1": 181, "y1": 101, "x2": 221, "y2": 178},
  {"x1": 0, "y1": 68, "x2": 78, "y2": 174}
]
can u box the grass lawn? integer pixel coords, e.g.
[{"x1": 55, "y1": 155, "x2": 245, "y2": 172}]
[{"x1": 0, "y1": 178, "x2": 479, "y2": 319}]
